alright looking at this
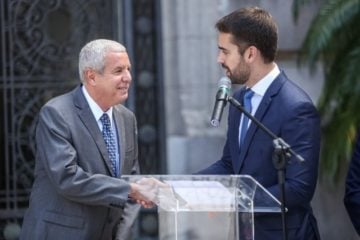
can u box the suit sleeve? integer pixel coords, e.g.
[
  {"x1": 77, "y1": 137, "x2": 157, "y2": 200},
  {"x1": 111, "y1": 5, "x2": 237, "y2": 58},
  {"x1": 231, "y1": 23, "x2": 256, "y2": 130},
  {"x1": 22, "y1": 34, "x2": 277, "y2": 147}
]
[
  {"x1": 267, "y1": 101, "x2": 321, "y2": 207},
  {"x1": 115, "y1": 114, "x2": 141, "y2": 240},
  {"x1": 344, "y1": 130, "x2": 360, "y2": 235}
]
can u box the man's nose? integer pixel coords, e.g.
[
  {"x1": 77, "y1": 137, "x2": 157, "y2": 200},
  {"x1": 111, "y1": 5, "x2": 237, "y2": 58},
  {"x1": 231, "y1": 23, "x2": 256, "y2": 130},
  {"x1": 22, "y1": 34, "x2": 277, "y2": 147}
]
[
  {"x1": 123, "y1": 70, "x2": 132, "y2": 82},
  {"x1": 217, "y1": 53, "x2": 224, "y2": 64}
]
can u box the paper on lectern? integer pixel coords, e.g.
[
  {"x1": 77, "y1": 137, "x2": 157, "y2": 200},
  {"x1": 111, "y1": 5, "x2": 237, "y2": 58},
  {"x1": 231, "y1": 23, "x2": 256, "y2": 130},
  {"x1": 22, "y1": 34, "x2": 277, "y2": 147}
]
[{"x1": 161, "y1": 180, "x2": 236, "y2": 211}]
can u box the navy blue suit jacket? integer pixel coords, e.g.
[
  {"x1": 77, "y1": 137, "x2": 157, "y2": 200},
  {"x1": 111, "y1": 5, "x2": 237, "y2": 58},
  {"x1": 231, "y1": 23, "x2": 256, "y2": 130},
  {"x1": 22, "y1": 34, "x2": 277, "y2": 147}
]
[
  {"x1": 199, "y1": 71, "x2": 321, "y2": 240},
  {"x1": 344, "y1": 130, "x2": 360, "y2": 236}
]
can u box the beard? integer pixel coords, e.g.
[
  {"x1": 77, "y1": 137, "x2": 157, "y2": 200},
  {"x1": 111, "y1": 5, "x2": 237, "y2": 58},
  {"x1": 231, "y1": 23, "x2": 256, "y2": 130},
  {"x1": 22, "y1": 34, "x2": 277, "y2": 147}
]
[{"x1": 222, "y1": 62, "x2": 250, "y2": 85}]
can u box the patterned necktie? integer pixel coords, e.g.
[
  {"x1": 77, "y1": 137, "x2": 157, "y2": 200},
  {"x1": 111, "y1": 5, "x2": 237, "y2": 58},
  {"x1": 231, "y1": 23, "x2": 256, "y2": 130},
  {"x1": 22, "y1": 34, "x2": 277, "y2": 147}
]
[
  {"x1": 239, "y1": 89, "x2": 254, "y2": 147},
  {"x1": 100, "y1": 113, "x2": 118, "y2": 177}
]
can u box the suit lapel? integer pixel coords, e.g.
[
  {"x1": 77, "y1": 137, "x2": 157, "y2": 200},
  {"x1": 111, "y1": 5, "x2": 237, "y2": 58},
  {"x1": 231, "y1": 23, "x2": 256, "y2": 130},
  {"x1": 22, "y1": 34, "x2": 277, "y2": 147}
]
[
  {"x1": 236, "y1": 73, "x2": 286, "y2": 173},
  {"x1": 73, "y1": 85, "x2": 114, "y2": 176},
  {"x1": 113, "y1": 106, "x2": 126, "y2": 175},
  {"x1": 230, "y1": 88, "x2": 246, "y2": 173}
]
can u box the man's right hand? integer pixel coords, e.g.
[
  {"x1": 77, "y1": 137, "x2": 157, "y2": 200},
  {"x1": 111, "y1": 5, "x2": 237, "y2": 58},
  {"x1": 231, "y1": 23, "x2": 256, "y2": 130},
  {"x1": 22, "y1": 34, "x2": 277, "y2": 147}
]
[{"x1": 129, "y1": 180, "x2": 156, "y2": 208}]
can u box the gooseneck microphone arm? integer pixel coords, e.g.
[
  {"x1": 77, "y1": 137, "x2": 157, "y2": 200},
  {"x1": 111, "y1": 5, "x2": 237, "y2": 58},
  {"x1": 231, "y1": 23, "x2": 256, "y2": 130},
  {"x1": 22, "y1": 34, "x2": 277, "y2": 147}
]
[{"x1": 227, "y1": 96, "x2": 305, "y2": 240}]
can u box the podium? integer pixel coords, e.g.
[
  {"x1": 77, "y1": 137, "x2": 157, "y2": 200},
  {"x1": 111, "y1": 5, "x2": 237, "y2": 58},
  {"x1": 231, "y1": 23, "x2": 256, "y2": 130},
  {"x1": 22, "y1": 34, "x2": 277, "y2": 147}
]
[{"x1": 123, "y1": 175, "x2": 281, "y2": 240}]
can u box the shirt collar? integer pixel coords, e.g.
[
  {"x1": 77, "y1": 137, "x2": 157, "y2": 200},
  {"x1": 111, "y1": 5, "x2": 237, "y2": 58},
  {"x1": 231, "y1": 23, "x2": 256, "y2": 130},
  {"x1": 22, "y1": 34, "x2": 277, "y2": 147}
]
[
  {"x1": 82, "y1": 85, "x2": 113, "y2": 123},
  {"x1": 251, "y1": 64, "x2": 280, "y2": 97}
]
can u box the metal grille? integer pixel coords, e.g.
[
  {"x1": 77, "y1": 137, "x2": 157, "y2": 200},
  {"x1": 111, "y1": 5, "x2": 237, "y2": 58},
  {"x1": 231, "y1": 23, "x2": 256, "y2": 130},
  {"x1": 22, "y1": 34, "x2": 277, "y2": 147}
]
[
  {"x1": 0, "y1": 0, "x2": 116, "y2": 238},
  {"x1": 128, "y1": 0, "x2": 166, "y2": 175},
  {"x1": 0, "y1": 0, "x2": 165, "y2": 238}
]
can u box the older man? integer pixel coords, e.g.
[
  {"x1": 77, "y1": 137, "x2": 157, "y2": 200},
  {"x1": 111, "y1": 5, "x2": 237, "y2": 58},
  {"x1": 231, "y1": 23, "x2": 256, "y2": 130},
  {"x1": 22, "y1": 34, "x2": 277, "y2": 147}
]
[{"x1": 20, "y1": 39, "x2": 151, "y2": 240}]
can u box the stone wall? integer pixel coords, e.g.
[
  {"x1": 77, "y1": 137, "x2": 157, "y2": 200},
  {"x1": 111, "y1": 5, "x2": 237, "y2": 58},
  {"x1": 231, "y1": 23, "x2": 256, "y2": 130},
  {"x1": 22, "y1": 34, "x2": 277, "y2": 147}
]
[{"x1": 160, "y1": 0, "x2": 358, "y2": 239}]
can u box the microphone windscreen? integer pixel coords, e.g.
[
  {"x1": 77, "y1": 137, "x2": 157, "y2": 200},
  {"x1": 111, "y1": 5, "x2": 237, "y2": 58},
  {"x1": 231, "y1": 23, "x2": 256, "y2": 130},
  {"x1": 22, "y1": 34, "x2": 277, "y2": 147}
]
[{"x1": 218, "y1": 77, "x2": 231, "y2": 89}]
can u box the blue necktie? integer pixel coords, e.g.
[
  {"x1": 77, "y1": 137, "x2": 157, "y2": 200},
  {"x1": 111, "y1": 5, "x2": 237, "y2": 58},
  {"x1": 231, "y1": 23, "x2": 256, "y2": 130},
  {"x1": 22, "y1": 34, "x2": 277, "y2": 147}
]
[
  {"x1": 100, "y1": 113, "x2": 118, "y2": 177},
  {"x1": 239, "y1": 89, "x2": 254, "y2": 148}
]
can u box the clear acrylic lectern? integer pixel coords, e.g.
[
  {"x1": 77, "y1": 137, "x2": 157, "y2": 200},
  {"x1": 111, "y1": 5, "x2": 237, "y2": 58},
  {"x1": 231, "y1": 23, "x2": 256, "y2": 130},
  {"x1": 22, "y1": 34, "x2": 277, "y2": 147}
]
[{"x1": 122, "y1": 175, "x2": 281, "y2": 240}]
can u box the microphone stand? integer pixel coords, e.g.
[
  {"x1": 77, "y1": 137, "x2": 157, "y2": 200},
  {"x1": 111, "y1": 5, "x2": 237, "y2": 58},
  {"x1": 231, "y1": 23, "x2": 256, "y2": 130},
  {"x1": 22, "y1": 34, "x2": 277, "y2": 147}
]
[{"x1": 227, "y1": 96, "x2": 305, "y2": 240}]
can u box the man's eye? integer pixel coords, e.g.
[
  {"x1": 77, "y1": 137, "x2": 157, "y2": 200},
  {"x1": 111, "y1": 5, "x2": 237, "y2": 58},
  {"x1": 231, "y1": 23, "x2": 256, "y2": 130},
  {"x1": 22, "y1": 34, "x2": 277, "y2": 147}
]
[{"x1": 114, "y1": 69, "x2": 123, "y2": 74}]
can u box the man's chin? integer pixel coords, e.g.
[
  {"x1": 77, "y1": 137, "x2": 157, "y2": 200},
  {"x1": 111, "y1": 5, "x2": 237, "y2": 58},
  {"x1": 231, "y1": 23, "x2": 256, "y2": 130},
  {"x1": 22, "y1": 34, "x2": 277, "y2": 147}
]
[
  {"x1": 122, "y1": 94, "x2": 129, "y2": 102},
  {"x1": 115, "y1": 94, "x2": 128, "y2": 105},
  {"x1": 227, "y1": 75, "x2": 237, "y2": 84}
]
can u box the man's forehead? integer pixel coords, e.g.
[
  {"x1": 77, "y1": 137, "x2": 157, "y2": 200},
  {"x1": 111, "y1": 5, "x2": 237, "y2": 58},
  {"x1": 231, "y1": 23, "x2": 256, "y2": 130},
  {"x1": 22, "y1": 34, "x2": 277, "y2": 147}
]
[{"x1": 106, "y1": 51, "x2": 130, "y2": 63}]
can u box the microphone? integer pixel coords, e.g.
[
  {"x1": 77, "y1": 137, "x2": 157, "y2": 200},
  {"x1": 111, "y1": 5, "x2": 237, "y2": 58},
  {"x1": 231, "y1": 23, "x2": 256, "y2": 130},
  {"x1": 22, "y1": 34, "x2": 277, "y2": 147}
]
[{"x1": 210, "y1": 77, "x2": 231, "y2": 127}]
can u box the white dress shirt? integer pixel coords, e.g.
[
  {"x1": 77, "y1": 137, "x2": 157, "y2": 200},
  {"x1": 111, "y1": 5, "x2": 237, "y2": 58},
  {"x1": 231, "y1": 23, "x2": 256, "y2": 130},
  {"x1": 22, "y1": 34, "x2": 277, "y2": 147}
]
[
  {"x1": 82, "y1": 86, "x2": 120, "y2": 174},
  {"x1": 239, "y1": 64, "x2": 281, "y2": 145}
]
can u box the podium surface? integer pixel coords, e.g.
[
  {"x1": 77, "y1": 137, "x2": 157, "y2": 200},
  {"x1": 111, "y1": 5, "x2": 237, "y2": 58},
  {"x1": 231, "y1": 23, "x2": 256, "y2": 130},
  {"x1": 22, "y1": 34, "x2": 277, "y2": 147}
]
[{"x1": 123, "y1": 175, "x2": 281, "y2": 240}]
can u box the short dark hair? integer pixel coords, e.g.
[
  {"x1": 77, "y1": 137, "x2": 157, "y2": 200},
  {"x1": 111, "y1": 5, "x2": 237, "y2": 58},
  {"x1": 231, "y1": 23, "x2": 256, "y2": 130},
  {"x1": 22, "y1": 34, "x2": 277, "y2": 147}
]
[{"x1": 215, "y1": 7, "x2": 278, "y2": 63}]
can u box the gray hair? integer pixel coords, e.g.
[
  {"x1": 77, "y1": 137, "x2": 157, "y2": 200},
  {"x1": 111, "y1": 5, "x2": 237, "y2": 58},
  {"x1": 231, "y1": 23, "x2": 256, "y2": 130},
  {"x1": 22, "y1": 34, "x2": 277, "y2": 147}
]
[{"x1": 78, "y1": 39, "x2": 126, "y2": 82}]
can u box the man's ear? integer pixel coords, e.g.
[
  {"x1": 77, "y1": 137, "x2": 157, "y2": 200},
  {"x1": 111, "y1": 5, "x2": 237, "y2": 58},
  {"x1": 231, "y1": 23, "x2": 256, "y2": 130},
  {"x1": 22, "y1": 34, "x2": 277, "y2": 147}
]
[
  {"x1": 244, "y1": 46, "x2": 258, "y2": 63},
  {"x1": 84, "y1": 68, "x2": 96, "y2": 85}
]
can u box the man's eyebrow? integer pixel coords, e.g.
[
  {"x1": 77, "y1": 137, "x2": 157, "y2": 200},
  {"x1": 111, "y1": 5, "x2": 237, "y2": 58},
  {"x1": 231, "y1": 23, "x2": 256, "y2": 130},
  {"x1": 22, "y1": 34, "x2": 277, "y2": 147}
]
[
  {"x1": 218, "y1": 46, "x2": 227, "y2": 51},
  {"x1": 115, "y1": 64, "x2": 131, "y2": 69},
  {"x1": 111, "y1": 66, "x2": 124, "y2": 72}
]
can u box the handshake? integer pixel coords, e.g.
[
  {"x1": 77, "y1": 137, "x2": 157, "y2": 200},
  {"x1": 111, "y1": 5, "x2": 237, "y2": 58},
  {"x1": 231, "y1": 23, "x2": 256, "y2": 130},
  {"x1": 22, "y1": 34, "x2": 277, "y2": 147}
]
[
  {"x1": 128, "y1": 177, "x2": 178, "y2": 209},
  {"x1": 127, "y1": 177, "x2": 235, "y2": 211}
]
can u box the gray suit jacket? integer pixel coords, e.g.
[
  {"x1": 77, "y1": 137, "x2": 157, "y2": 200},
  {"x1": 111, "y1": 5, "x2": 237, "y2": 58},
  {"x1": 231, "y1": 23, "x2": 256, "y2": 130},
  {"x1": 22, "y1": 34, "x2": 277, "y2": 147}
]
[{"x1": 20, "y1": 85, "x2": 141, "y2": 240}]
